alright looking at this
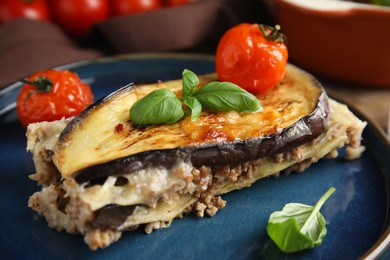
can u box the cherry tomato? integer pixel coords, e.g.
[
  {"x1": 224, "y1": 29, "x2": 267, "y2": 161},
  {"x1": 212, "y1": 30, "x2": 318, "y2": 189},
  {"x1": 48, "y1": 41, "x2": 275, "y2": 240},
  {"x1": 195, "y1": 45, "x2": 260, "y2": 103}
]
[
  {"x1": 16, "y1": 70, "x2": 93, "y2": 127},
  {"x1": 165, "y1": 0, "x2": 195, "y2": 7},
  {"x1": 216, "y1": 23, "x2": 288, "y2": 95},
  {"x1": 110, "y1": 0, "x2": 162, "y2": 16},
  {"x1": 0, "y1": 0, "x2": 50, "y2": 25},
  {"x1": 48, "y1": 0, "x2": 109, "y2": 37}
]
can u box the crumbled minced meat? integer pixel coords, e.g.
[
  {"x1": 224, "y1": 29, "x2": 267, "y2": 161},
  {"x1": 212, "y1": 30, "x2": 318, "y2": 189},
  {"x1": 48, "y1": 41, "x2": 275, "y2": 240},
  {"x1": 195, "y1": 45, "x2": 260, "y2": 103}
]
[
  {"x1": 194, "y1": 194, "x2": 226, "y2": 217},
  {"x1": 84, "y1": 229, "x2": 121, "y2": 250},
  {"x1": 145, "y1": 220, "x2": 172, "y2": 234}
]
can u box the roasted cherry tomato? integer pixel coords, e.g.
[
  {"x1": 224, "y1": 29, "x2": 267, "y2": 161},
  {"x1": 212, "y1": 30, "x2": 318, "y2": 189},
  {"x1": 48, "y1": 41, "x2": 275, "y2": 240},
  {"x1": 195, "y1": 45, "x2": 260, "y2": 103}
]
[
  {"x1": 216, "y1": 23, "x2": 288, "y2": 95},
  {"x1": 110, "y1": 0, "x2": 162, "y2": 16},
  {"x1": 16, "y1": 70, "x2": 93, "y2": 127},
  {"x1": 49, "y1": 0, "x2": 109, "y2": 37},
  {"x1": 165, "y1": 0, "x2": 195, "y2": 7},
  {"x1": 0, "y1": 0, "x2": 51, "y2": 25}
]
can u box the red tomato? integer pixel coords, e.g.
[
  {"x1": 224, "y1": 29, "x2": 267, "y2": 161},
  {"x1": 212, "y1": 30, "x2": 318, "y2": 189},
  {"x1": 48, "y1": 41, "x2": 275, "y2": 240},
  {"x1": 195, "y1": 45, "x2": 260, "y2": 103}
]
[
  {"x1": 165, "y1": 0, "x2": 195, "y2": 7},
  {"x1": 110, "y1": 0, "x2": 162, "y2": 16},
  {"x1": 216, "y1": 23, "x2": 288, "y2": 95},
  {"x1": 49, "y1": 0, "x2": 109, "y2": 37},
  {"x1": 0, "y1": 0, "x2": 50, "y2": 24},
  {"x1": 16, "y1": 70, "x2": 93, "y2": 127}
]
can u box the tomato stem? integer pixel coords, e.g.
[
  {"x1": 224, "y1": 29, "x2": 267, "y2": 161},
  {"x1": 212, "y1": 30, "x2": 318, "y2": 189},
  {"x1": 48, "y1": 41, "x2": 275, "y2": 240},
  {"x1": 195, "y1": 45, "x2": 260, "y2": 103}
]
[
  {"x1": 259, "y1": 24, "x2": 287, "y2": 45},
  {"x1": 21, "y1": 76, "x2": 53, "y2": 105},
  {"x1": 22, "y1": 76, "x2": 53, "y2": 93}
]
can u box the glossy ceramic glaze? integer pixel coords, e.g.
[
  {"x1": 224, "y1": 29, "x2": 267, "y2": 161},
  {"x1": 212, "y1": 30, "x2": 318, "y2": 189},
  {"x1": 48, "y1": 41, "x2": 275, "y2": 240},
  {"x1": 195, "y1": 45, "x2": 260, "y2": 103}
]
[
  {"x1": 0, "y1": 54, "x2": 389, "y2": 259},
  {"x1": 273, "y1": 0, "x2": 390, "y2": 88}
]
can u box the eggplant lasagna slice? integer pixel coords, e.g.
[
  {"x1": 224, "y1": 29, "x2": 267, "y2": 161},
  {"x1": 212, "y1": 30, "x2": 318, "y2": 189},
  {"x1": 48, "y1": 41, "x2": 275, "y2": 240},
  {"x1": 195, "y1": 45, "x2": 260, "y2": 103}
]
[{"x1": 26, "y1": 64, "x2": 366, "y2": 250}]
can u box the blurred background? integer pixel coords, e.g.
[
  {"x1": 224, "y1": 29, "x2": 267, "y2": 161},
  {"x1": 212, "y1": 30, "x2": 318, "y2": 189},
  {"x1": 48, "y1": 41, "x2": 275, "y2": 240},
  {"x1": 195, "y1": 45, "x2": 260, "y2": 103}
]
[
  {"x1": 0, "y1": 0, "x2": 389, "y2": 133},
  {"x1": 0, "y1": 0, "x2": 273, "y2": 87}
]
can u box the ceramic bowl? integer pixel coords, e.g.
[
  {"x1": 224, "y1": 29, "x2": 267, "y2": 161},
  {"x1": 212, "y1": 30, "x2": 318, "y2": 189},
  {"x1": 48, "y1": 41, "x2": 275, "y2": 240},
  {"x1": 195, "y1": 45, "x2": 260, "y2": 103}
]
[{"x1": 272, "y1": 0, "x2": 390, "y2": 88}]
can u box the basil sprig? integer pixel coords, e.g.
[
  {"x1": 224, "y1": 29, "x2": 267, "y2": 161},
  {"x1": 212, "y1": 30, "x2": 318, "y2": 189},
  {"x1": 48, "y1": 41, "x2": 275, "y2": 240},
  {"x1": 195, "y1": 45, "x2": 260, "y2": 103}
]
[
  {"x1": 182, "y1": 69, "x2": 199, "y2": 97},
  {"x1": 130, "y1": 69, "x2": 262, "y2": 126},
  {"x1": 182, "y1": 96, "x2": 202, "y2": 121},
  {"x1": 130, "y1": 89, "x2": 184, "y2": 125},
  {"x1": 267, "y1": 187, "x2": 336, "y2": 253},
  {"x1": 192, "y1": 81, "x2": 261, "y2": 112}
]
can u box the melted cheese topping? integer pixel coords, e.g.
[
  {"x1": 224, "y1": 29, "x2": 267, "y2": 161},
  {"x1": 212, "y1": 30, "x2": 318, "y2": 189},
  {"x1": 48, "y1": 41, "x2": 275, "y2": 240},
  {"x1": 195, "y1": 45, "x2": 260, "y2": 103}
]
[{"x1": 181, "y1": 76, "x2": 320, "y2": 144}]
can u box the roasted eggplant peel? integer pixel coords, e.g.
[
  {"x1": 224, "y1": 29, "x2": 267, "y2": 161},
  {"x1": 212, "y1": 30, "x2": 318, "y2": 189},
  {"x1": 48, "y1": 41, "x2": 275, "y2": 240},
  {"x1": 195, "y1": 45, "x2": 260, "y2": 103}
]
[{"x1": 26, "y1": 64, "x2": 366, "y2": 250}]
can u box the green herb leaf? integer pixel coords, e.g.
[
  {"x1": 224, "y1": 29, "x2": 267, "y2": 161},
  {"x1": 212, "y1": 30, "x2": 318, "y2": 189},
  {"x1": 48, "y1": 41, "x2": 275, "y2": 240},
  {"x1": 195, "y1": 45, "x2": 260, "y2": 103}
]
[
  {"x1": 130, "y1": 88, "x2": 184, "y2": 125},
  {"x1": 267, "y1": 187, "x2": 336, "y2": 253},
  {"x1": 129, "y1": 69, "x2": 263, "y2": 126},
  {"x1": 193, "y1": 81, "x2": 262, "y2": 113},
  {"x1": 182, "y1": 69, "x2": 199, "y2": 98},
  {"x1": 183, "y1": 97, "x2": 202, "y2": 121}
]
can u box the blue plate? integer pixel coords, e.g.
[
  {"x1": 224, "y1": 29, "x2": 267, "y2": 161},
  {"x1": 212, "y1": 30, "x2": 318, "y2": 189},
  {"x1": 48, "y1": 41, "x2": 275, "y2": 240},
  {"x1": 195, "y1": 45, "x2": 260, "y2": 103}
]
[{"x1": 0, "y1": 54, "x2": 389, "y2": 259}]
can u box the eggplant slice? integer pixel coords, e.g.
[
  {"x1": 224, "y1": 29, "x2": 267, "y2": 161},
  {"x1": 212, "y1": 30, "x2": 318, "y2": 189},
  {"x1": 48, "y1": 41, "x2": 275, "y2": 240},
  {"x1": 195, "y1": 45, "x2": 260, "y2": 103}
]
[
  {"x1": 53, "y1": 65, "x2": 325, "y2": 179},
  {"x1": 27, "y1": 64, "x2": 366, "y2": 250}
]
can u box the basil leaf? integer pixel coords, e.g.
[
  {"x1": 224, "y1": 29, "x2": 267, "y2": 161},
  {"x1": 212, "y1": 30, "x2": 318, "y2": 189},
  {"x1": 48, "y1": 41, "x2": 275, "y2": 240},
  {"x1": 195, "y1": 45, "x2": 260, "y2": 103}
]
[
  {"x1": 193, "y1": 81, "x2": 262, "y2": 112},
  {"x1": 130, "y1": 88, "x2": 184, "y2": 125},
  {"x1": 267, "y1": 187, "x2": 336, "y2": 253},
  {"x1": 129, "y1": 69, "x2": 264, "y2": 126},
  {"x1": 183, "y1": 97, "x2": 202, "y2": 121},
  {"x1": 182, "y1": 69, "x2": 199, "y2": 98}
]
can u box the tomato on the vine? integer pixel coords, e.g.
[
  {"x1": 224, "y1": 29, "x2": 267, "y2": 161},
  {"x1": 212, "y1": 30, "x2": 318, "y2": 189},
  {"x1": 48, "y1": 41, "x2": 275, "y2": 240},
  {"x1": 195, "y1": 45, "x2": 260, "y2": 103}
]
[
  {"x1": 216, "y1": 23, "x2": 288, "y2": 95},
  {"x1": 48, "y1": 0, "x2": 109, "y2": 37},
  {"x1": 16, "y1": 70, "x2": 93, "y2": 127},
  {"x1": 110, "y1": 0, "x2": 162, "y2": 16},
  {"x1": 0, "y1": 0, "x2": 51, "y2": 25}
]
